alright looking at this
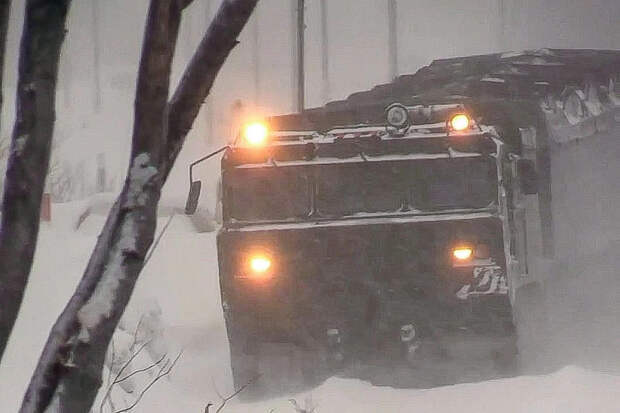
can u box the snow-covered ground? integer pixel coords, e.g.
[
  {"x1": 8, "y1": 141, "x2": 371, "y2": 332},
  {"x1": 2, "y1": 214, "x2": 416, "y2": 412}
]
[{"x1": 1, "y1": 198, "x2": 620, "y2": 413}]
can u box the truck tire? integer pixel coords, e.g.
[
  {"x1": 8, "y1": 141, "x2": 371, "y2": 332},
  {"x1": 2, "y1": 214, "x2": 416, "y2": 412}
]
[{"x1": 230, "y1": 340, "x2": 324, "y2": 401}]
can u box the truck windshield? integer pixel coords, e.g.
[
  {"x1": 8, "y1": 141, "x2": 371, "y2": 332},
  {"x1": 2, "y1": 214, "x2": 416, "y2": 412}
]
[
  {"x1": 316, "y1": 157, "x2": 497, "y2": 216},
  {"x1": 228, "y1": 167, "x2": 310, "y2": 221},
  {"x1": 411, "y1": 157, "x2": 498, "y2": 210},
  {"x1": 227, "y1": 157, "x2": 497, "y2": 221}
]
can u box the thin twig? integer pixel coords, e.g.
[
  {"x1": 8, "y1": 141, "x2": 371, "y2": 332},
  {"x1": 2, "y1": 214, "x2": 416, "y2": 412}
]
[
  {"x1": 215, "y1": 374, "x2": 261, "y2": 413},
  {"x1": 211, "y1": 376, "x2": 224, "y2": 400},
  {"x1": 129, "y1": 315, "x2": 145, "y2": 353},
  {"x1": 114, "y1": 351, "x2": 183, "y2": 413},
  {"x1": 115, "y1": 353, "x2": 167, "y2": 384},
  {"x1": 100, "y1": 339, "x2": 152, "y2": 411},
  {"x1": 143, "y1": 213, "x2": 175, "y2": 268},
  {"x1": 116, "y1": 340, "x2": 152, "y2": 382}
]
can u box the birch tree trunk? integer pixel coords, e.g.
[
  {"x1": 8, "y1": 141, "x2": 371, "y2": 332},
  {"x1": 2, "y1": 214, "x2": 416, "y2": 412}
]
[
  {"x1": 0, "y1": 0, "x2": 70, "y2": 363},
  {"x1": 0, "y1": 0, "x2": 11, "y2": 131},
  {"x1": 19, "y1": 0, "x2": 181, "y2": 411},
  {"x1": 21, "y1": 0, "x2": 258, "y2": 411}
]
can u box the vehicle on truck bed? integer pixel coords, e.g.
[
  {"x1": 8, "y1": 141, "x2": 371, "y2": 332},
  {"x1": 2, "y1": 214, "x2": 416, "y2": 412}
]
[{"x1": 186, "y1": 49, "x2": 620, "y2": 397}]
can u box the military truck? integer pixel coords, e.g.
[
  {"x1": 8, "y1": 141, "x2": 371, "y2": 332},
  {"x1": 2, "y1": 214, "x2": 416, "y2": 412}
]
[{"x1": 186, "y1": 49, "x2": 620, "y2": 396}]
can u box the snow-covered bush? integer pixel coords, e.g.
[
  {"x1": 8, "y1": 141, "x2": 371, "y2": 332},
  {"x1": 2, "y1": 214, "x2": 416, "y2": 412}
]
[{"x1": 96, "y1": 299, "x2": 178, "y2": 413}]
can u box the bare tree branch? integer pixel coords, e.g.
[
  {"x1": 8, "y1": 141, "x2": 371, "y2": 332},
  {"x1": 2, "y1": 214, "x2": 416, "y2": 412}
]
[
  {"x1": 113, "y1": 351, "x2": 182, "y2": 413},
  {"x1": 113, "y1": 340, "x2": 153, "y2": 387},
  {"x1": 214, "y1": 374, "x2": 261, "y2": 413},
  {"x1": 99, "y1": 340, "x2": 152, "y2": 412},
  {"x1": 211, "y1": 376, "x2": 224, "y2": 400},
  {"x1": 129, "y1": 315, "x2": 145, "y2": 353},
  {"x1": 0, "y1": 0, "x2": 71, "y2": 363},
  {"x1": 143, "y1": 213, "x2": 175, "y2": 268},
  {"x1": 115, "y1": 353, "x2": 167, "y2": 384}
]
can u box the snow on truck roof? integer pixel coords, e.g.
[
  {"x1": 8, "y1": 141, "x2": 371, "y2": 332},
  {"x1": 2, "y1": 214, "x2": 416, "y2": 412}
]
[
  {"x1": 224, "y1": 49, "x2": 619, "y2": 168},
  {"x1": 269, "y1": 49, "x2": 620, "y2": 133}
]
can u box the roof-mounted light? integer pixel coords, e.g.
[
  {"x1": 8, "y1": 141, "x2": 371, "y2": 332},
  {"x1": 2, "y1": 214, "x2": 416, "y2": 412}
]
[
  {"x1": 448, "y1": 114, "x2": 471, "y2": 132},
  {"x1": 386, "y1": 103, "x2": 410, "y2": 129},
  {"x1": 243, "y1": 121, "x2": 269, "y2": 146}
]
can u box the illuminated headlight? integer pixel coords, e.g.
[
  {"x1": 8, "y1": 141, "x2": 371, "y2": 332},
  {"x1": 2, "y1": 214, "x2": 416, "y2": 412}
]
[
  {"x1": 238, "y1": 251, "x2": 274, "y2": 280},
  {"x1": 453, "y1": 247, "x2": 473, "y2": 261},
  {"x1": 448, "y1": 114, "x2": 471, "y2": 132},
  {"x1": 386, "y1": 104, "x2": 410, "y2": 128},
  {"x1": 243, "y1": 121, "x2": 269, "y2": 146},
  {"x1": 250, "y1": 255, "x2": 271, "y2": 273}
]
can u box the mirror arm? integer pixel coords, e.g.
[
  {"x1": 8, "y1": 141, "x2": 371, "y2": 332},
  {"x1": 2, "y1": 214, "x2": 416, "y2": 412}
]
[{"x1": 189, "y1": 145, "x2": 230, "y2": 185}]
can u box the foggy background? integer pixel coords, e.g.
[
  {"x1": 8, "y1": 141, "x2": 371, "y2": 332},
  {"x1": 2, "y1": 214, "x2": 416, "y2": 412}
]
[
  {"x1": 1, "y1": 0, "x2": 619, "y2": 201},
  {"x1": 0, "y1": 2, "x2": 619, "y2": 410}
]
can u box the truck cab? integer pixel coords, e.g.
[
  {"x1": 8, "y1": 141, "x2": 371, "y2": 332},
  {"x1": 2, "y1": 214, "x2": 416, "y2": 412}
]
[
  {"x1": 187, "y1": 49, "x2": 620, "y2": 397},
  {"x1": 216, "y1": 106, "x2": 525, "y2": 395}
]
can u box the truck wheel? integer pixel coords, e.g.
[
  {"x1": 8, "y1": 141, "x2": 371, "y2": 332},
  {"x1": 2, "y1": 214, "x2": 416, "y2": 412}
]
[
  {"x1": 492, "y1": 336, "x2": 518, "y2": 377},
  {"x1": 513, "y1": 282, "x2": 550, "y2": 373},
  {"x1": 230, "y1": 341, "x2": 324, "y2": 401}
]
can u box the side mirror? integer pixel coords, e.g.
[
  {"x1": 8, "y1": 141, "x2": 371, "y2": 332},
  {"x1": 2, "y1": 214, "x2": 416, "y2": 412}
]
[
  {"x1": 184, "y1": 146, "x2": 229, "y2": 215},
  {"x1": 184, "y1": 180, "x2": 202, "y2": 215},
  {"x1": 517, "y1": 159, "x2": 538, "y2": 195}
]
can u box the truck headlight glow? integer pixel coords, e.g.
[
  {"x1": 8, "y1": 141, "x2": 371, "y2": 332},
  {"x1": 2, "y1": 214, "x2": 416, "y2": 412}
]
[
  {"x1": 449, "y1": 114, "x2": 470, "y2": 132},
  {"x1": 453, "y1": 247, "x2": 473, "y2": 261},
  {"x1": 250, "y1": 255, "x2": 272, "y2": 273},
  {"x1": 243, "y1": 122, "x2": 268, "y2": 146}
]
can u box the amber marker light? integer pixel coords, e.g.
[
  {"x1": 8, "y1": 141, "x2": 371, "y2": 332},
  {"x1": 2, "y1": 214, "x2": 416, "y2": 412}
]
[
  {"x1": 453, "y1": 247, "x2": 473, "y2": 261},
  {"x1": 449, "y1": 114, "x2": 471, "y2": 132},
  {"x1": 243, "y1": 121, "x2": 269, "y2": 146}
]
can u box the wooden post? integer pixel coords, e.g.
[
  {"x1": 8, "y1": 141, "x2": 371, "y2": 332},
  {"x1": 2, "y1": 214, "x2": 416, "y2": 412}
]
[
  {"x1": 320, "y1": 0, "x2": 329, "y2": 103},
  {"x1": 252, "y1": 7, "x2": 260, "y2": 105},
  {"x1": 292, "y1": 0, "x2": 305, "y2": 112},
  {"x1": 92, "y1": 0, "x2": 102, "y2": 112},
  {"x1": 96, "y1": 152, "x2": 105, "y2": 192},
  {"x1": 387, "y1": 0, "x2": 398, "y2": 80}
]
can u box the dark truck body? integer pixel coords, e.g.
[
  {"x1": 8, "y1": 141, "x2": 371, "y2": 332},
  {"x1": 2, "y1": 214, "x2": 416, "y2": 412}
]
[{"x1": 212, "y1": 49, "x2": 620, "y2": 395}]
